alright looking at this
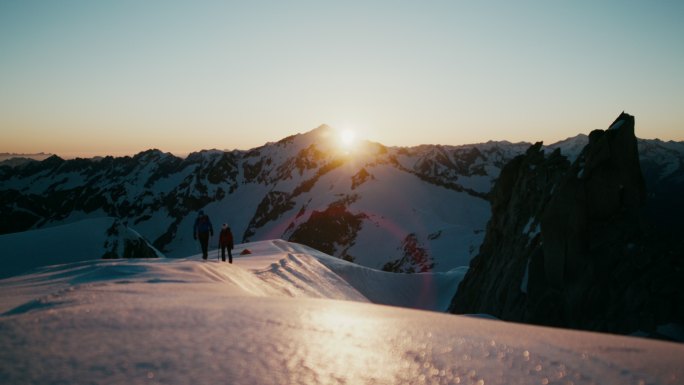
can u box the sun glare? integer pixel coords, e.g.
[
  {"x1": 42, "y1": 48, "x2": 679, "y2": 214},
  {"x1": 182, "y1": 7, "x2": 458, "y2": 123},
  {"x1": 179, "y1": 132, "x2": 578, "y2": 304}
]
[{"x1": 340, "y1": 129, "x2": 357, "y2": 147}]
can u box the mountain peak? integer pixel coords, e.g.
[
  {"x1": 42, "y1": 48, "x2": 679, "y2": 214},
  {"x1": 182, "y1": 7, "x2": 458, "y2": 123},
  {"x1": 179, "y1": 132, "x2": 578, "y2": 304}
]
[
  {"x1": 450, "y1": 112, "x2": 684, "y2": 340},
  {"x1": 301, "y1": 124, "x2": 335, "y2": 141},
  {"x1": 607, "y1": 111, "x2": 634, "y2": 131},
  {"x1": 313, "y1": 123, "x2": 332, "y2": 132},
  {"x1": 271, "y1": 124, "x2": 361, "y2": 156}
]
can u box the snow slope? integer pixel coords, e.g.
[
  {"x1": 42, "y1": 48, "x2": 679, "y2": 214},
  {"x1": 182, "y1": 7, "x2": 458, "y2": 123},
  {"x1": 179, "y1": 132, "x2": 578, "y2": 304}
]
[
  {"x1": 268, "y1": 240, "x2": 466, "y2": 312},
  {"x1": 1, "y1": 240, "x2": 683, "y2": 385},
  {"x1": 0, "y1": 217, "x2": 163, "y2": 279}
]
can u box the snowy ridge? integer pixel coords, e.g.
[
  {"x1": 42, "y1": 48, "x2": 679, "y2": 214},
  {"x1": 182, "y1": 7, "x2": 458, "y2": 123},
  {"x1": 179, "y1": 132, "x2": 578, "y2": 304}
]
[
  {"x1": 1, "y1": 239, "x2": 683, "y2": 384},
  {"x1": 272, "y1": 240, "x2": 466, "y2": 311},
  {"x1": 638, "y1": 139, "x2": 684, "y2": 182},
  {"x1": 545, "y1": 134, "x2": 589, "y2": 162}
]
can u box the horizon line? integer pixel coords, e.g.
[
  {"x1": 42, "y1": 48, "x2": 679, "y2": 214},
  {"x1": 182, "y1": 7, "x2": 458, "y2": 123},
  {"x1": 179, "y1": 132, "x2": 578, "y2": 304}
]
[{"x1": 4, "y1": 132, "x2": 683, "y2": 162}]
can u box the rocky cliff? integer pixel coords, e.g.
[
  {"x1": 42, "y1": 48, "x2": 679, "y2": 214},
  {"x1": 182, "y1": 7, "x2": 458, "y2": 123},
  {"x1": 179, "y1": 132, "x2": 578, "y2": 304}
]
[{"x1": 449, "y1": 113, "x2": 684, "y2": 340}]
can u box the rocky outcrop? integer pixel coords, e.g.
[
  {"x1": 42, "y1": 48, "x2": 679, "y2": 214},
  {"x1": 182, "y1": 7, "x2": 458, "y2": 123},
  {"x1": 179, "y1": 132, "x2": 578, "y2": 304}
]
[
  {"x1": 101, "y1": 219, "x2": 162, "y2": 259},
  {"x1": 449, "y1": 113, "x2": 684, "y2": 340},
  {"x1": 382, "y1": 233, "x2": 434, "y2": 273},
  {"x1": 448, "y1": 142, "x2": 570, "y2": 319},
  {"x1": 288, "y1": 195, "x2": 366, "y2": 262}
]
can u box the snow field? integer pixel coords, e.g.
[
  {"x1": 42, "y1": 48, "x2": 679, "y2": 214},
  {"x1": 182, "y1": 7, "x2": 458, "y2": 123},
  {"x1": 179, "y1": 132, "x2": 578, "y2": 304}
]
[{"x1": 2, "y1": 239, "x2": 683, "y2": 384}]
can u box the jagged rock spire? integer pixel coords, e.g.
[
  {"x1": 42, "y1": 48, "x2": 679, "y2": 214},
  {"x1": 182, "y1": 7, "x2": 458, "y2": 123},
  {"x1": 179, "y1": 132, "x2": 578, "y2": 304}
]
[{"x1": 450, "y1": 113, "x2": 683, "y2": 340}]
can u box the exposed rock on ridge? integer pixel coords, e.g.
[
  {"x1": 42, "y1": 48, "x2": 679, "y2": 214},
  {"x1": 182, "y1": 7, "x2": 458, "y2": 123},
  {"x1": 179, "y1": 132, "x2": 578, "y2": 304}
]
[
  {"x1": 449, "y1": 113, "x2": 684, "y2": 340},
  {"x1": 102, "y1": 218, "x2": 162, "y2": 260},
  {"x1": 447, "y1": 141, "x2": 570, "y2": 319}
]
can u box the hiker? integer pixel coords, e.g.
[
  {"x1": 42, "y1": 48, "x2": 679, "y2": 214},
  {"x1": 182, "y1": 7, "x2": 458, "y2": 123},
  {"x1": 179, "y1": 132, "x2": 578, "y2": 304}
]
[
  {"x1": 193, "y1": 210, "x2": 213, "y2": 260},
  {"x1": 219, "y1": 224, "x2": 234, "y2": 263}
]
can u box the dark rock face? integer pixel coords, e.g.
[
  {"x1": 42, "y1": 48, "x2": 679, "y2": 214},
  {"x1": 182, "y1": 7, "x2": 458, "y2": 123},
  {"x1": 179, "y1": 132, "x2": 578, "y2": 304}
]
[
  {"x1": 288, "y1": 195, "x2": 366, "y2": 262},
  {"x1": 101, "y1": 219, "x2": 161, "y2": 259},
  {"x1": 538, "y1": 114, "x2": 647, "y2": 329},
  {"x1": 449, "y1": 143, "x2": 570, "y2": 319},
  {"x1": 382, "y1": 233, "x2": 434, "y2": 273},
  {"x1": 449, "y1": 113, "x2": 684, "y2": 340}
]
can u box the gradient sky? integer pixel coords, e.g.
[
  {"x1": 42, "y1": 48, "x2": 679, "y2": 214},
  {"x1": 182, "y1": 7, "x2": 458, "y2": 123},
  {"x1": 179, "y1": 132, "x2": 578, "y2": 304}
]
[{"x1": 1, "y1": 0, "x2": 683, "y2": 158}]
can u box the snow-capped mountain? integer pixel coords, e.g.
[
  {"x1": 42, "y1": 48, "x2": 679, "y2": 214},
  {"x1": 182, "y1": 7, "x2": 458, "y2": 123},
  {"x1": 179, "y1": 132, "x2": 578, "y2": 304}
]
[
  {"x1": 1, "y1": 239, "x2": 683, "y2": 384},
  {"x1": 0, "y1": 152, "x2": 53, "y2": 166},
  {"x1": 1, "y1": 123, "x2": 682, "y2": 275},
  {"x1": 0, "y1": 125, "x2": 528, "y2": 274}
]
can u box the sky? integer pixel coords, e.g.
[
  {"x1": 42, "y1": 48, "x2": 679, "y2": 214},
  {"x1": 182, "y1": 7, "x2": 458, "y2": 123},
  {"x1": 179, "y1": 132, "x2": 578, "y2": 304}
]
[{"x1": 1, "y1": 0, "x2": 683, "y2": 158}]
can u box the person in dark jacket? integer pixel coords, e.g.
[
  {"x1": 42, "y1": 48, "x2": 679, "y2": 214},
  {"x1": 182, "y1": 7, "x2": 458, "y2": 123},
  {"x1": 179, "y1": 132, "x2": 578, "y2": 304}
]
[
  {"x1": 193, "y1": 210, "x2": 213, "y2": 260},
  {"x1": 219, "y1": 224, "x2": 234, "y2": 263}
]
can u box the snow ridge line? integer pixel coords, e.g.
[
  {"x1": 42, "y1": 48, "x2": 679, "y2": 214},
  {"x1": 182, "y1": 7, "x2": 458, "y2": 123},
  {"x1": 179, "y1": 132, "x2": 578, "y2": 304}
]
[{"x1": 253, "y1": 252, "x2": 369, "y2": 302}]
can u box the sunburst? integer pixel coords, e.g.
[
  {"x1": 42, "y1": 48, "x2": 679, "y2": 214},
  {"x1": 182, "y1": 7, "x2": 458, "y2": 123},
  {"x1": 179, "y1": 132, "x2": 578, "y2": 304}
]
[{"x1": 340, "y1": 129, "x2": 357, "y2": 148}]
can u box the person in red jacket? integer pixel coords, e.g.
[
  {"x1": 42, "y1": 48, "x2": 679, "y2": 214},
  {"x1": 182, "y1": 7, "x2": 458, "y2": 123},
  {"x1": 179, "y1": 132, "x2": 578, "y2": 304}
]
[{"x1": 219, "y1": 224, "x2": 234, "y2": 263}]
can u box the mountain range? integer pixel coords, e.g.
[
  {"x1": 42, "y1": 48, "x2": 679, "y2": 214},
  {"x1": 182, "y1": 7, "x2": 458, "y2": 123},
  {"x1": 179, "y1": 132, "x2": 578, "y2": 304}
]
[{"x1": 1, "y1": 122, "x2": 683, "y2": 277}]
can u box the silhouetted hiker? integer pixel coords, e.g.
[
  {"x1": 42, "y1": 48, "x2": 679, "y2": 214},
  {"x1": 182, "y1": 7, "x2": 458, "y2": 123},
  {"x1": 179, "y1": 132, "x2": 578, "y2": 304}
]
[
  {"x1": 219, "y1": 224, "x2": 234, "y2": 263},
  {"x1": 193, "y1": 210, "x2": 213, "y2": 260}
]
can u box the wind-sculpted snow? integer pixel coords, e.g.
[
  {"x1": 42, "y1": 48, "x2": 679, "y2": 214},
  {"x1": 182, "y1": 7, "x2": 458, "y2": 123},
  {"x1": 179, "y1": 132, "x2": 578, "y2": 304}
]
[
  {"x1": 272, "y1": 240, "x2": 466, "y2": 311},
  {"x1": 254, "y1": 253, "x2": 369, "y2": 302},
  {"x1": 1, "y1": 240, "x2": 682, "y2": 384}
]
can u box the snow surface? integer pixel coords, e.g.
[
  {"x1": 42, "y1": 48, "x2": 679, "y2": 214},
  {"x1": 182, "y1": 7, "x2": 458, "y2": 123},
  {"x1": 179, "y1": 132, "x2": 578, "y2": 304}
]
[
  {"x1": 0, "y1": 217, "x2": 162, "y2": 279},
  {"x1": 545, "y1": 134, "x2": 589, "y2": 162},
  {"x1": 455, "y1": 174, "x2": 494, "y2": 194},
  {"x1": 1, "y1": 239, "x2": 683, "y2": 385}
]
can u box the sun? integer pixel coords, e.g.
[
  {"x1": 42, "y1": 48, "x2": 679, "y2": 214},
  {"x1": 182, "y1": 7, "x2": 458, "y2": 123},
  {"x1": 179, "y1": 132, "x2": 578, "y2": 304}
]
[
  {"x1": 340, "y1": 129, "x2": 357, "y2": 148},
  {"x1": 328, "y1": 126, "x2": 361, "y2": 154}
]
